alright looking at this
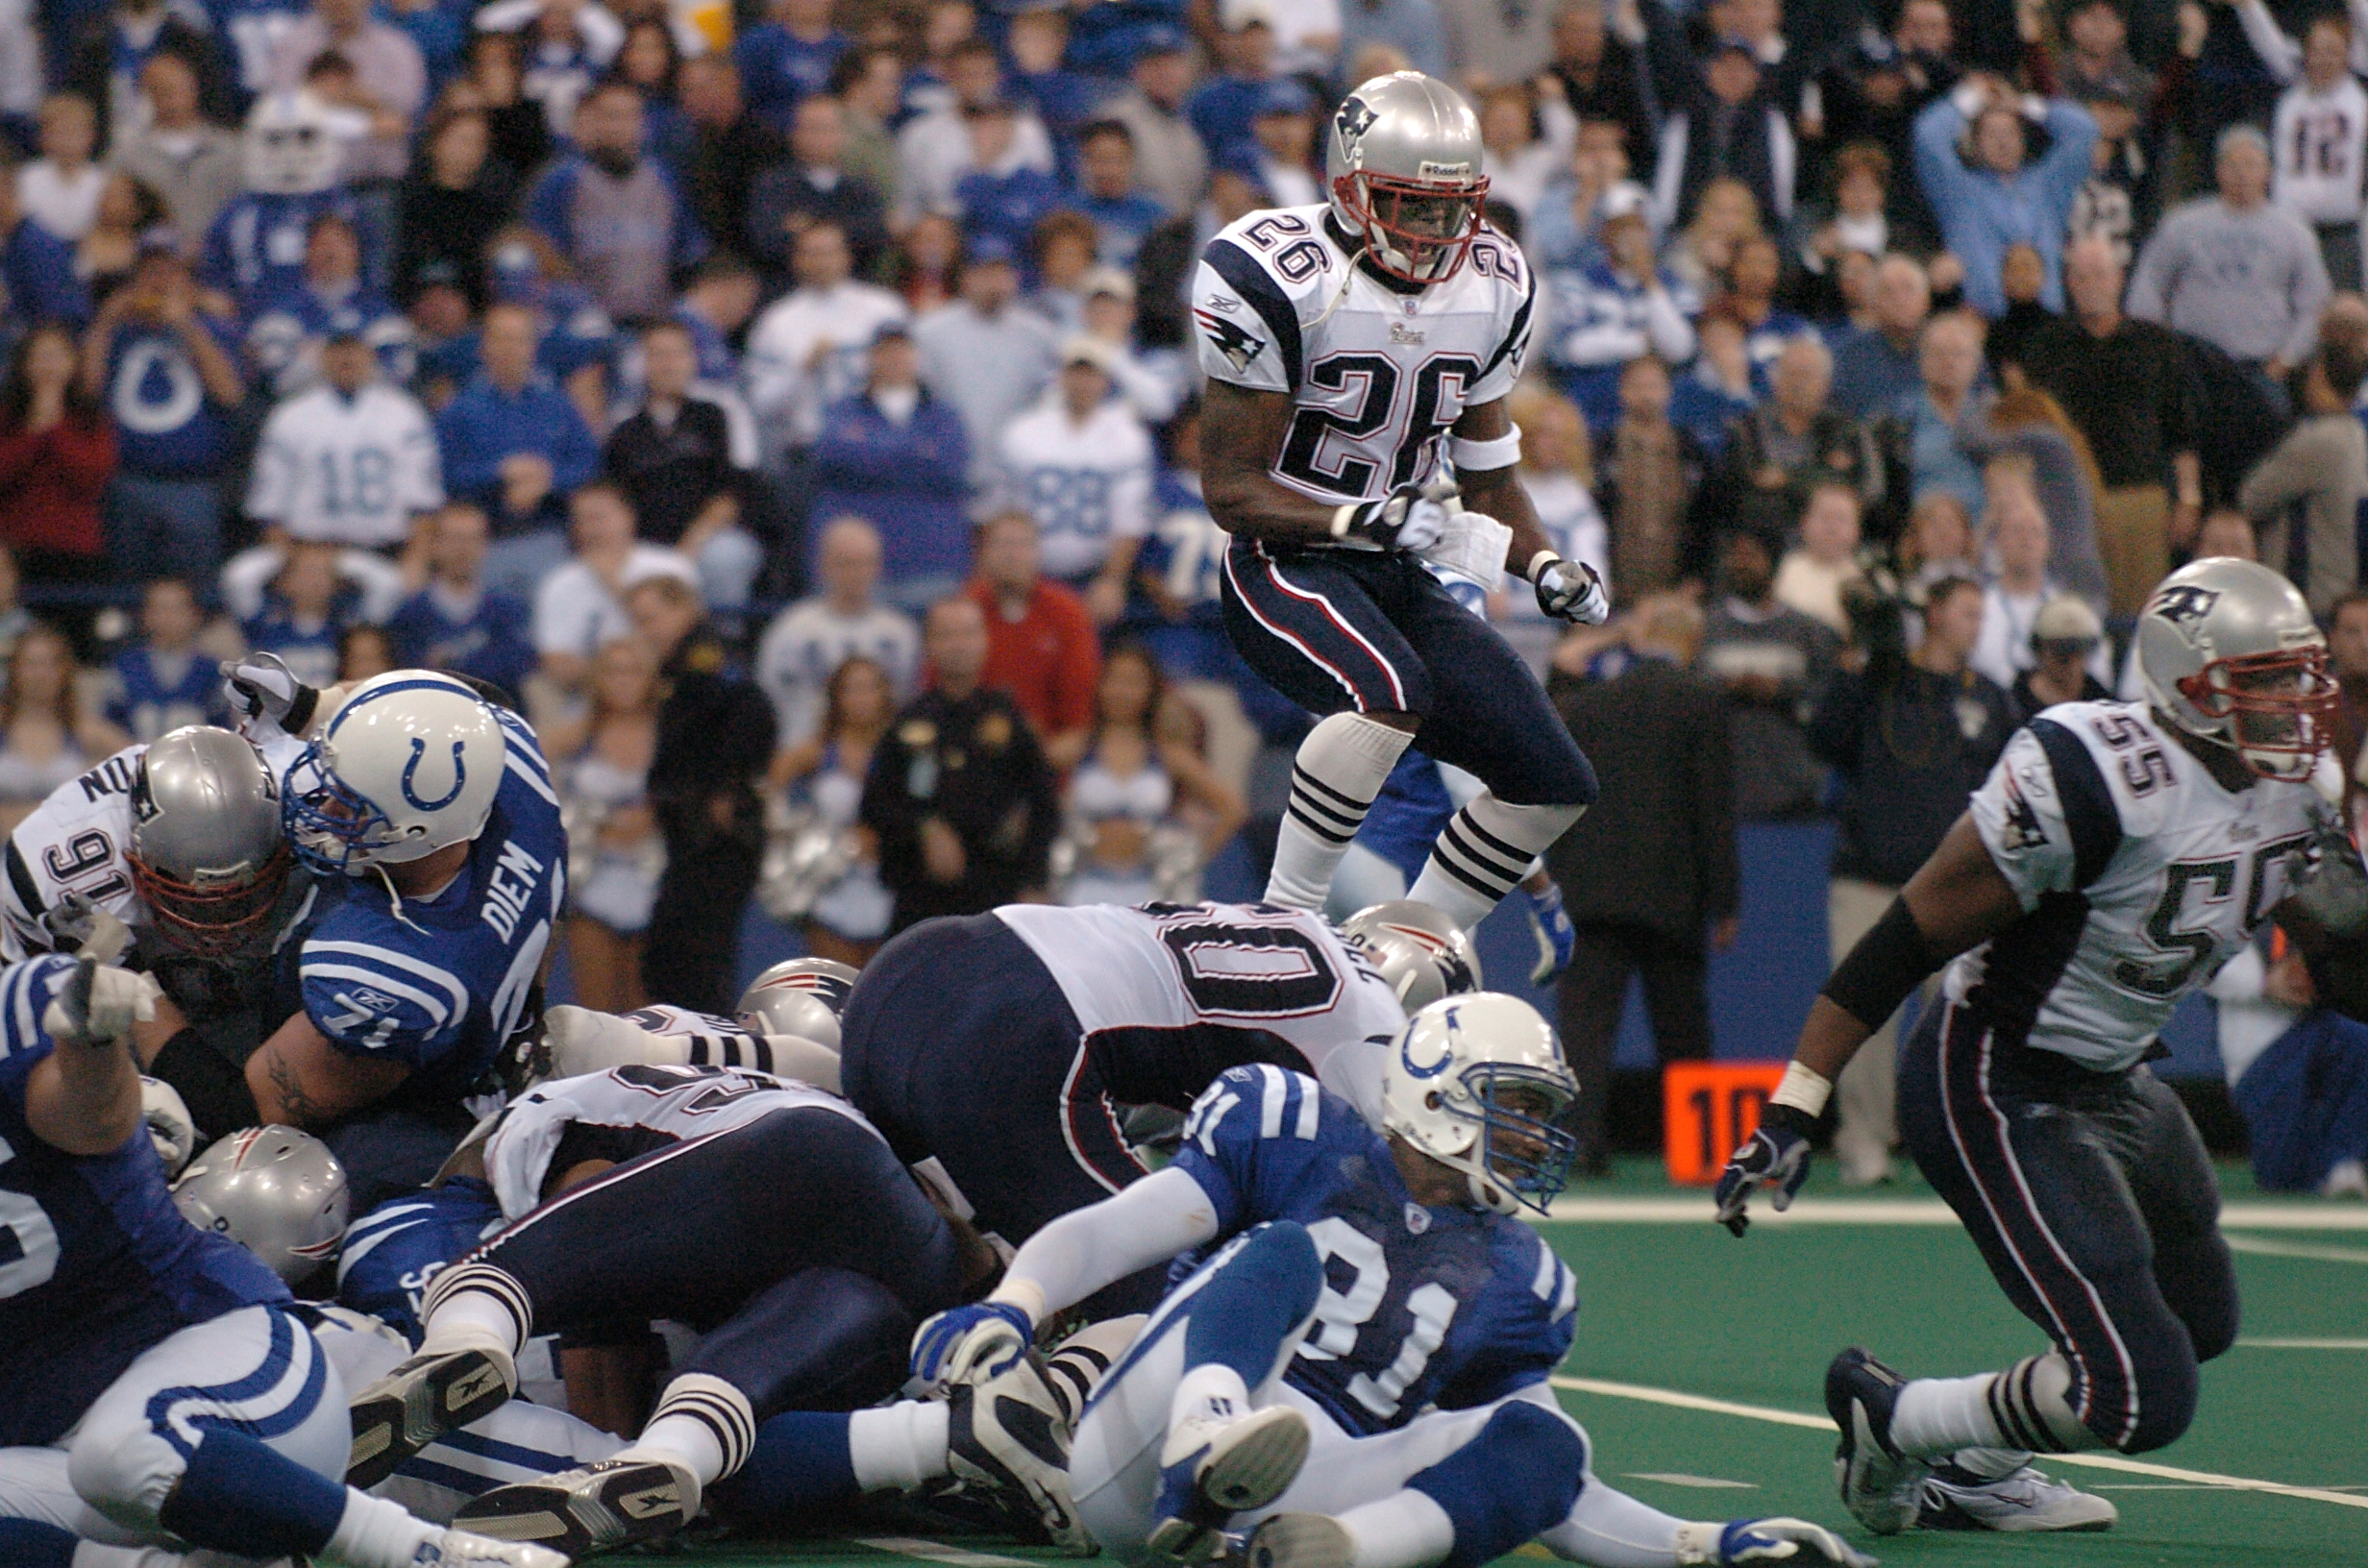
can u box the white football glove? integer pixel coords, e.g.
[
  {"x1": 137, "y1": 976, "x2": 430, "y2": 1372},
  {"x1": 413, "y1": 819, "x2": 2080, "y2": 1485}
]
[
  {"x1": 1676, "y1": 1517, "x2": 1878, "y2": 1568},
  {"x1": 1533, "y1": 555, "x2": 1610, "y2": 625},
  {"x1": 1336, "y1": 484, "x2": 1451, "y2": 553},
  {"x1": 44, "y1": 960, "x2": 160, "y2": 1047},
  {"x1": 910, "y1": 1300, "x2": 1034, "y2": 1388},
  {"x1": 219, "y1": 652, "x2": 316, "y2": 739},
  {"x1": 141, "y1": 1075, "x2": 197, "y2": 1176}
]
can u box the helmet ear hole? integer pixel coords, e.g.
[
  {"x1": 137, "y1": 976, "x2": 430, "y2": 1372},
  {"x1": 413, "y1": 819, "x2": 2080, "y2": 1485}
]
[{"x1": 1425, "y1": 1090, "x2": 1442, "y2": 1112}]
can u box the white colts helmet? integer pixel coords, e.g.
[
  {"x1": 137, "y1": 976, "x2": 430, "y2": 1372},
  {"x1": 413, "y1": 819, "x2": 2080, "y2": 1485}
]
[
  {"x1": 2136, "y1": 557, "x2": 2337, "y2": 782},
  {"x1": 1341, "y1": 901, "x2": 1482, "y2": 1011},
  {"x1": 736, "y1": 957, "x2": 860, "y2": 1046},
  {"x1": 173, "y1": 1126, "x2": 350, "y2": 1284},
  {"x1": 284, "y1": 673, "x2": 506, "y2": 875},
  {"x1": 1380, "y1": 993, "x2": 1579, "y2": 1215},
  {"x1": 243, "y1": 89, "x2": 340, "y2": 196}
]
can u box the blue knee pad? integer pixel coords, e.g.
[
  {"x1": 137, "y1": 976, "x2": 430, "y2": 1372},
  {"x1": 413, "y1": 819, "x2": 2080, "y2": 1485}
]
[
  {"x1": 0, "y1": 1518, "x2": 77, "y2": 1568},
  {"x1": 156, "y1": 1429, "x2": 347, "y2": 1557},
  {"x1": 722, "y1": 1410, "x2": 858, "y2": 1524},
  {"x1": 1408, "y1": 1402, "x2": 1587, "y2": 1568},
  {"x1": 1181, "y1": 1222, "x2": 1323, "y2": 1389}
]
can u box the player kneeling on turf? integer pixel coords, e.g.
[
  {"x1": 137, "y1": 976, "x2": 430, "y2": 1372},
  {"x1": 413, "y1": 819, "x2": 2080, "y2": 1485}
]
[{"x1": 731, "y1": 994, "x2": 1872, "y2": 1568}]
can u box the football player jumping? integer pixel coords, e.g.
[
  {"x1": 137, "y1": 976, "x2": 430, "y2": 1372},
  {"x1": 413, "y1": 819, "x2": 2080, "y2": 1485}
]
[
  {"x1": 1192, "y1": 72, "x2": 1608, "y2": 930},
  {"x1": 1717, "y1": 560, "x2": 2356, "y2": 1535}
]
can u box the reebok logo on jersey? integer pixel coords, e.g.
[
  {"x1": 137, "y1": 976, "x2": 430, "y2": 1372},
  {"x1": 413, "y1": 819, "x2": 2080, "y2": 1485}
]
[
  {"x1": 1196, "y1": 308, "x2": 1267, "y2": 374},
  {"x1": 1390, "y1": 322, "x2": 1425, "y2": 344}
]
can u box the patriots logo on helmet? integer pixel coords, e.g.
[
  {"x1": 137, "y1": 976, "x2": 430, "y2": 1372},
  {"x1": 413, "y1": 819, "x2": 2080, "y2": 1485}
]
[
  {"x1": 1335, "y1": 95, "x2": 1378, "y2": 154},
  {"x1": 1195, "y1": 307, "x2": 1267, "y2": 374},
  {"x1": 2150, "y1": 583, "x2": 2221, "y2": 643}
]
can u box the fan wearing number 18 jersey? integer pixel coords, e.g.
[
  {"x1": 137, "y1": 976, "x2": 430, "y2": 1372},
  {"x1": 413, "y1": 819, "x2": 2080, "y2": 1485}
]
[{"x1": 1193, "y1": 71, "x2": 1605, "y2": 935}]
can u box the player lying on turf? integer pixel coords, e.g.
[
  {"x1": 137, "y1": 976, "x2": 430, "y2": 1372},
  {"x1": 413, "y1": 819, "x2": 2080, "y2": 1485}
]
[
  {"x1": 1716, "y1": 559, "x2": 2362, "y2": 1535},
  {"x1": 732, "y1": 996, "x2": 1874, "y2": 1568}
]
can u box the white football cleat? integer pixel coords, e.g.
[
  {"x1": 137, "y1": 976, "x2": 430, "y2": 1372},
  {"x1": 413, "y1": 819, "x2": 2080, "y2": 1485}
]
[
  {"x1": 452, "y1": 1456, "x2": 700, "y2": 1556},
  {"x1": 1918, "y1": 1464, "x2": 2118, "y2": 1532},
  {"x1": 1146, "y1": 1406, "x2": 1311, "y2": 1564},
  {"x1": 347, "y1": 1345, "x2": 518, "y2": 1488},
  {"x1": 1243, "y1": 1512, "x2": 1355, "y2": 1568},
  {"x1": 948, "y1": 1357, "x2": 1095, "y2": 1554},
  {"x1": 410, "y1": 1527, "x2": 572, "y2": 1567}
]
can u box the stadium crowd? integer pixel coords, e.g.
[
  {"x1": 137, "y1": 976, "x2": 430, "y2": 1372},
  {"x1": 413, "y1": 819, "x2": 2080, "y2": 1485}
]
[{"x1": 2, "y1": 0, "x2": 2368, "y2": 1194}]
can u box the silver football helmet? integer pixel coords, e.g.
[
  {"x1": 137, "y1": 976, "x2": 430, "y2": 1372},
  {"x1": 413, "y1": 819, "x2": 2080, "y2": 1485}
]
[
  {"x1": 736, "y1": 957, "x2": 859, "y2": 1046},
  {"x1": 1341, "y1": 900, "x2": 1482, "y2": 1010},
  {"x1": 129, "y1": 726, "x2": 291, "y2": 959},
  {"x1": 173, "y1": 1126, "x2": 350, "y2": 1284},
  {"x1": 1324, "y1": 72, "x2": 1490, "y2": 283},
  {"x1": 2136, "y1": 558, "x2": 2336, "y2": 782}
]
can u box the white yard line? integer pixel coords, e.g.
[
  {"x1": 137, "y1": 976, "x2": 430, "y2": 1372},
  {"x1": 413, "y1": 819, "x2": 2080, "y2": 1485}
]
[
  {"x1": 1539, "y1": 1195, "x2": 2368, "y2": 1230},
  {"x1": 2236, "y1": 1336, "x2": 2368, "y2": 1349},
  {"x1": 1547, "y1": 1376, "x2": 2368, "y2": 1510},
  {"x1": 2223, "y1": 1234, "x2": 2368, "y2": 1263},
  {"x1": 858, "y1": 1537, "x2": 1040, "y2": 1568}
]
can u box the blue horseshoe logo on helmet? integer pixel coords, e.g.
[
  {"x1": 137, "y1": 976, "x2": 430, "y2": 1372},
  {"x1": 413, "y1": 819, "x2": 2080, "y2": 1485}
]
[
  {"x1": 1400, "y1": 1003, "x2": 1461, "y2": 1080},
  {"x1": 400, "y1": 739, "x2": 467, "y2": 811}
]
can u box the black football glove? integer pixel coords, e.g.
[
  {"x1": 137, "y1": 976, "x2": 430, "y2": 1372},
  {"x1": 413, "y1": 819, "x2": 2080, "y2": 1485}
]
[
  {"x1": 1335, "y1": 484, "x2": 1451, "y2": 553},
  {"x1": 1713, "y1": 1101, "x2": 1818, "y2": 1237}
]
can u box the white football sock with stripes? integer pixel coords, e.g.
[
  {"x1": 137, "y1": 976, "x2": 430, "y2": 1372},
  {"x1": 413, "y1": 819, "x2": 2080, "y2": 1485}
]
[
  {"x1": 1889, "y1": 1354, "x2": 2093, "y2": 1458},
  {"x1": 620, "y1": 1374, "x2": 755, "y2": 1485},
  {"x1": 1266, "y1": 713, "x2": 1414, "y2": 912},
  {"x1": 417, "y1": 1262, "x2": 531, "y2": 1359},
  {"x1": 1409, "y1": 796, "x2": 1583, "y2": 931}
]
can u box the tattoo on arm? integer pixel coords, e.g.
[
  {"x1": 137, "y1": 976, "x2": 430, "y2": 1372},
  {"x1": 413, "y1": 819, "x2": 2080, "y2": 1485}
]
[{"x1": 263, "y1": 1044, "x2": 325, "y2": 1129}]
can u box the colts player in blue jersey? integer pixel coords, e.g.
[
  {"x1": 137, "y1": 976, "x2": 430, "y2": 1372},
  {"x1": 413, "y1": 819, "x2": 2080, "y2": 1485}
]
[
  {"x1": 206, "y1": 665, "x2": 563, "y2": 1210},
  {"x1": 0, "y1": 945, "x2": 561, "y2": 1567},
  {"x1": 732, "y1": 995, "x2": 1870, "y2": 1568}
]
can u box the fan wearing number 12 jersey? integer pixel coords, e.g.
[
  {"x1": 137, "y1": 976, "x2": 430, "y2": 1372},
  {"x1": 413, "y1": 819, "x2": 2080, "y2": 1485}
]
[{"x1": 1192, "y1": 71, "x2": 1602, "y2": 939}]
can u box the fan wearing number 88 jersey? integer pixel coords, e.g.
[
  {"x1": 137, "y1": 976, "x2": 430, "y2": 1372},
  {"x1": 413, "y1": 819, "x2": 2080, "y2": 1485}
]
[{"x1": 1194, "y1": 72, "x2": 1600, "y2": 942}]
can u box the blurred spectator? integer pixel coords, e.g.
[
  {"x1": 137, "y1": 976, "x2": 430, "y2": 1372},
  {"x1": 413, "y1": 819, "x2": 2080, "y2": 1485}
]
[
  {"x1": 393, "y1": 107, "x2": 514, "y2": 308},
  {"x1": 1653, "y1": 38, "x2": 1794, "y2": 234},
  {"x1": 77, "y1": 170, "x2": 161, "y2": 304},
  {"x1": 460, "y1": 30, "x2": 552, "y2": 184},
  {"x1": 1810, "y1": 574, "x2": 2012, "y2": 1186},
  {"x1": 770, "y1": 651, "x2": 896, "y2": 962},
  {"x1": 1547, "y1": 199, "x2": 1696, "y2": 432},
  {"x1": 1025, "y1": 209, "x2": 1099, "y2": 335},
  {"x1": 200, "y1": 90, "x2": 372, "y2": 314},
  {"x1": 1475, "y1": 82, "x2": 1569, "y2": 230},
  {"x1": 65, "y1": 0, "x2": 234, "y2": 147},
  {"x1": 336, "y1": 622, "x2": 394, "y2": 681},
  {"x1": 734, "y1": 0, "x2": 848, "y2": 135},
  {"x1": 1967, "y1": 467, "x2": 2112, "y2": 692},
  {"x1": 2329, "y1": 590, "x2": 2368, "y2": 821},
  {"x1": 1799, "y1": 141, "x2": 1891, "y2": 288},
  {"x1": 1772, "y1": 479, "x2": 1864, "y2": 634},
  {"x1": 1499, "y1": 385, "x2": 1610, "y2": 674},
  {"x1": 265, "y1": 0, "x2": 426, "y2": 185},
  {"x1": 384, "y1": 502, "x2": 536, "y2": 697},
  {"x1": 1724, "y1": 233, "x2": 1808, "y2": 378},
  {"x1": 809, "y1": 322, "x2": 973, "y2": 610},
  {"x1": 0, "y1": 625, "x2": 128, "y2": 834},
  {"x1": 670, "y1": 56, "x2": 785, "y2": 262},
  {"x1": 2239, "y1": 339, "x2": 2368, "y2": 615},
  {"x1": 111, "y1": 53, "x2": 241, "y2": 248},
  {"x1": 531, "y1": 480, "x2": 694, "y2": 696},
  {"x1": 953, "y1": 94, "x2": 1063, "y2": 257},
  {"x1": 241, "y1": 538, "x2": 366, "y2": 688},
  {"x1": 664, "y1": 255, "x2": 760, "y2": 386},
  {"x1": 0, "y1": 321, "x2": 113, "y2": 581},
  {"x1": 1897, "y1": 489, "x2": 1977, "y2": 591},
  {"x1": 1000, "y1": 338, "x2": 1153, "y2": 624},
  {"x1": 756, "y1": 514, "x2": 919, "y2": 747},
  {"x1": 247, "y1": 329, "x2": 441, "y2": 551},
  {"x1": 631, "y1": 572, "x2": 777, "y2": 1012},
  {"x1": 2020, "y1": 234, "x2": 2201, "y2": 619},
  {"x1": 85, "y1": 244, "x2": 241, "y2": 581},
  {"x1": 1068, "y1": 120, "x2": 1166, "y2": 270},
  {"x1": 545, "y1": 634, "x2": 662, "y2": 1012},
  {"x1": 524, "y1": 78, "x2": 707, "y2": 324},
  {"x1": 748, "y1": 93, "x2": 887, "y2": 281},
  {"x1": 1814, "y1": 0, "x2": 1959, "y2": 243},
  {"x1": 1440, "y1": 0, "x2": 1554, "y2": 86},
  {"x1": 20, "y1": 92, "x2": 103, "y2": 240},
  {"x1": 2129, "y1": 125, "x2": 2329, "y2": 384},
  {"x1": 1005, "y1": 3, "x2": 1098, "y2": 147},
  {"x1": 2005, "y1": 595, "x2": 2109, "y2": 718},
  {"x1": 1911, "y1": 73, "x2": 2096, "y2": 317},
  {"x1": 745, "y1": 218, "x2": 905, "y2": 454},
  {"x1": 897, "y1": 39, "x2": 1053, "y2": 227},
  {"x1": 467, "y1": 229, "x2": 617, "y2": 430},
  {"x1": 603, "y1": 319, "x2": 760, "y2": 613},
  {"x1": 1594, "y1": 354, "x2": 1702, "y2": 604},
  {"x1": 1546, "y1": 595, "x2": 1738, "y2": 1174},
  {"x1": 828, "y1": 46, "x2": 901, "y2": 201},
  {"x1": 1698, "y1": 333, "x2": 1881, "y2": 540},
  {"x1": 916, "y1": 234, "x2": 1056, "y2": 498},
  {"x1": 860, "y1": 593, "x2": 1057, "y2": 932},
  {"x1": 100, "y1": 576, "x2": 223, "y2": 740},
  {"x1": 244, "y1": 211, "x2": 411, "y2": 399},
  {"x1": 1957, "y1": 383, "x2": 2109, "y2": 607},
  {"x1": 1700, "y1": 524, "x2": 1841, "y2": 820},
  {"x1": 1664, "y1": 175, "x2": 1758, "y2": 304},
  {"x1": 1076, "y1": 267, "x2": 1186, "y2": 424},
  {"x1": 967, "y1": 509, "x2": 1099, "y2": 771},
  {"x1": 433, "y1": 300, "x2": 601, "y2": 596},
  {"x1": 1188, "y1": 6, "x2": 1278, "y2": 160},
  {"x1": 1059, "y1": 642, "x2": 1245, "y2": 906},
  {"x1": 1544, "y1": 0, "x2": 1652, "y2": 173},
  {"x1": 1246, "y1": 79, "x2": 1320, "y2": 208},
  {"x1": 2208, "y1": 931, "x2": 2368, "y2": 1198},
  {"x1": 1528, "y1": 117, "x2": 1642, "y2": 275},
  {"x1": 2252, "y1": 6, "x2": 2366, "y2": 291},
  {"x1": 1897, "y1": 309, "x2": 1986, "y2": 511},
  {"x1": 1668, "y1": 310, "x2": 1761, "y2": 454},
  {"x1": 0, "y1": 158, "x2": 90, "y2": 326},
  {"x1": 1103, "y1": 29, "x2": 1205, "y2": 218},
  {"x1": 481, "y1": 0, "x2": 625, "y2": 138},
  {"x1": 1830, "y1": 254, "x2": 1929, "y2": 418}
]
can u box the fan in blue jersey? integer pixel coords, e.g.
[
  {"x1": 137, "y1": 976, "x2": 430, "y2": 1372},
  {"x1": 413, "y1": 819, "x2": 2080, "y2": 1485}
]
[
  {"x1": 727, "y1": 994, "x2": 1870, "y2": 1568},
  {"x1": 242, "y1": 212, "x2": 415, "y2": 397},
  {"x1": 210, "y1": 663, "x2": 563, "y2": 1210},
  {"x1": 384, "y1": 503, "x2": 538, "y2": 698},
  {"x1": 101, "y1": 578, "x2": 232, "y2": 742},
  {"x1": 204, "y1": 0, "x2": 309, "y2": 95},
  {"x1": 240, "y1": 539, "x2": 373, "y2": 690},
  {"x1": 202, "y1": 91, "x2": 382, "y2": 313},
  {"x1": 0, "y1": 947, "x2": 562, "y2": 1567}
]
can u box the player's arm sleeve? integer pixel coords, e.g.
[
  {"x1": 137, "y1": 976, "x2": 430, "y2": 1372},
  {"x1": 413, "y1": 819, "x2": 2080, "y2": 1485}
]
[
  {"x1": 299, "y1": 939, "x2": 464, "y2": 1067},
  {"x1": 1468, "y1": 262, "x2": 1538, "y2": 405},
  {"x1": 1190, "y1": 250, "x2": 1297, "y2": 392},
  {"x1": 1965, "y1": 720, "x2": 2123, "y2": 910},
  {"x1": 993, "y1": 1164, "x2": 1223, "y2": 1318}
]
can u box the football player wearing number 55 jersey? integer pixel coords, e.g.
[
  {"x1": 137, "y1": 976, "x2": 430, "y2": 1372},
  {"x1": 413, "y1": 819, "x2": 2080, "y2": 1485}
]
[
  {"x1": 1193, "y1": 72, "x2": 1608, "y2": 933},
  {"x1": 1718, "y1": 560, "x2": 2356, "y2": 1538}
]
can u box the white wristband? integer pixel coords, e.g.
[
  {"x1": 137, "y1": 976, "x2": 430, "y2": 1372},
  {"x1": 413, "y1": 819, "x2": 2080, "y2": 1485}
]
[
  {"x1": 1448, "y1": 423, "x2": 1522, "y2": 472},
  {"x1": 1524, "y1": 549, "x2": 1562, "y2": 584},
  {"x1": 1770, "y1": 1060, "x2": 1833, "y2": 1118},
  {"x1": 1330, "y1": 502, "x2": 1361, "y2": 538}
]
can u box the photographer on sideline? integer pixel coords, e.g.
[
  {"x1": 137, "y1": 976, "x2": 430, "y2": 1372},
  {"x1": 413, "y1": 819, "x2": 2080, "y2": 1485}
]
[{"x1": 1806, "y1": 574, "x2": 2013, "y2": 1187}]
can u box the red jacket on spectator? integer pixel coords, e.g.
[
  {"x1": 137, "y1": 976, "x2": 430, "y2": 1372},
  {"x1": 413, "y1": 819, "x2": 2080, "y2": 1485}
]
[
  {"x1": 0, "y1": 414, "x2": 115, "y2": 559},
  {"x1": 966, "y1": 576, "x2": 1100, "y2": 747}
]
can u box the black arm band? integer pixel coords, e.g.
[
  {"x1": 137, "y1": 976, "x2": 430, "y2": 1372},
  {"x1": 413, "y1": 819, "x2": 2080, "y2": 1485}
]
[
  {"x1": 283, "y1": 683, "x2": 320, "y2": 736},
  {"x1": 148, "y1": 1027, "x2": 259, "y2": 1142},
  {"x1": 1820, "y1": 896, "x2": 1946, "y2": 1031}
]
